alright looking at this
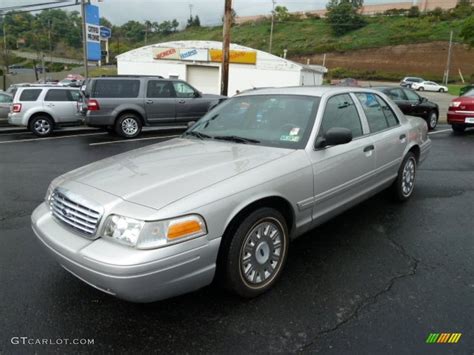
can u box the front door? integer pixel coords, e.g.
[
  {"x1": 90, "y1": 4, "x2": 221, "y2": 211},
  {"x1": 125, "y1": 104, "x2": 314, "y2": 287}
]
[
  {"x1": 144, "y1": 80, "x2": 176, "y2": 124},
  {"x1": 308, "y1": 93, "x2": 375, "y2": 222}
]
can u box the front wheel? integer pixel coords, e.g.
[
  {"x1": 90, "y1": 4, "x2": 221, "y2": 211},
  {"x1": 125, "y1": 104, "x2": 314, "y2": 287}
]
[
  {"x1": 115, "y1": 113, "x2": 142, "y2": 138},
  {"x1": 438, "y1": 88, "x2": 445, "y2": 93},
  {"x1": 392, "y1": 152, "x2": 417, "y2": 202},
  {"x1": 427, "y1": 111, "x2": 438, "y2": 130},
  {"x1": 221, "y1": 207, "x2": 289, "y2": 298},
  {"x1": 418, "y1": 87, "x2": 424, "y2": 91}
]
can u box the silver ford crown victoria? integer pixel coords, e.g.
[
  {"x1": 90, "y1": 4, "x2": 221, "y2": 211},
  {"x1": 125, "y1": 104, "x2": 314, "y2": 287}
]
[{"x1": 32, "y1": 87, "x2": 431, "y2": 302}]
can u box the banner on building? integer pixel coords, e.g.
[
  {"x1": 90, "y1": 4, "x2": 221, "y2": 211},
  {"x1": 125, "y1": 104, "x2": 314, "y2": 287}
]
[
  {"x1": 153, "y1": 47, "x2": 209, "y2": 62},
  {"x1": 209, "y1": 49, "x2": 257, "y2": 64}
]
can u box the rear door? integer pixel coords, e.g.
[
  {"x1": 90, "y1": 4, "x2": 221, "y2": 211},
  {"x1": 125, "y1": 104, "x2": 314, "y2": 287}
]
[
  {"x1": 144, "y1": 80, "x2": 176, "y2": 124},
  {"x1": 354, "y1": 92, "x2": 407, "y2": 182},
  {"x1": 43, "y1": 89, "x2": 78, "y2": 122},
  {"x1": 173, "y1": 81, "x2": 210, "y2": 122},
  {"x1": 308, "y1": 93, "x2": 376, "y2": 221}
]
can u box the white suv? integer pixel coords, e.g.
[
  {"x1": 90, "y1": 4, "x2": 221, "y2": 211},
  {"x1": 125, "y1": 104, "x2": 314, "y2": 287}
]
[{"x1": 8, "y1": 86, "x2": 82, "y2": 136}]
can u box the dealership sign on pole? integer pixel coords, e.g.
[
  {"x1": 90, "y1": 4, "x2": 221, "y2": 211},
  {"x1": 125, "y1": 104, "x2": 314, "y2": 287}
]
[
  {"x1": 85, "y1": 4, "x2": 101, "y2": 61},
  {"x1": 100, "y1": 26, "x2": 112, "y2": 40}
]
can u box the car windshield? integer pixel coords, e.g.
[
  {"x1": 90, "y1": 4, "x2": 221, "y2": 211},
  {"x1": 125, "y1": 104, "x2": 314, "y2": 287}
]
[
  {"x1": 185, "y1": 94, "x2": 320, "y2": 149},
  {"x1": 463, "y1": 89, "x2": 474, "y2": 97}
]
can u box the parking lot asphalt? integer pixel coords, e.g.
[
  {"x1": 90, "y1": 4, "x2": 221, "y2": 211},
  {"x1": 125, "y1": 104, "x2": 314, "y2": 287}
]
[{"x1": 0, "y1": 126, "x2": 473, "y2": 354}]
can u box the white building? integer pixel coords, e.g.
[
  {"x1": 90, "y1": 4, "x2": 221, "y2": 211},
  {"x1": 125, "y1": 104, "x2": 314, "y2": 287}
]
[{"x1": 116, "y1": 40, "x2": 327, "y2": 96}]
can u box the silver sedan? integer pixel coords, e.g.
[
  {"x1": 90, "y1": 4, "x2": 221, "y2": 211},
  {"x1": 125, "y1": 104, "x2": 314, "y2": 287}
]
[{"x1": 31, "y1": 87, "x2": 431, "y2": 302}]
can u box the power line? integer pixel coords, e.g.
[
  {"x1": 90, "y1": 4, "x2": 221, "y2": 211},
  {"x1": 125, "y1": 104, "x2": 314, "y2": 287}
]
[{"x1": 0, "y1": 1, "x2": 75, "y2": 12}]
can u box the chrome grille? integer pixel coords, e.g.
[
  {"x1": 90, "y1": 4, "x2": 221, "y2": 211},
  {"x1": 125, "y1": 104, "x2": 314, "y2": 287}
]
[{"x1": 49, "y1": 188, "x2": 103, "y2": 237}]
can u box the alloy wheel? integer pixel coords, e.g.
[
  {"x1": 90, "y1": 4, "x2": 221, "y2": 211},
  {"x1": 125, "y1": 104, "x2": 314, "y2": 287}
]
[
  {"x1": 33, "y1": 119, "x2": 51, "y2": 135},
  {"x1": 121, "y1": 118, "x2": 138, "y2": 136},
  {"x1": 401, "y1": 157, "x2": 416, "y2": 197}
]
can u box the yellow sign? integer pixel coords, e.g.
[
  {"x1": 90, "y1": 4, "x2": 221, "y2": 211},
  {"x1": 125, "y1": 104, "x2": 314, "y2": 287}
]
[{"x1": 209, "y1": 49, "x2": 257, "y2": 64}]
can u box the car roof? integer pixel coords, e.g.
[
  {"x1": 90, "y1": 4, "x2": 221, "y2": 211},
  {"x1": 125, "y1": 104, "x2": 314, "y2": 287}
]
[{"x1": 237, "y1": 85, "x2": 383, "y2": 98}]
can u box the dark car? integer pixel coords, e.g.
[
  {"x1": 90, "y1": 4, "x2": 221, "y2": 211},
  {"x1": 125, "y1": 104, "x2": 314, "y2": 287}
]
[
  {"x1": 447, "y1": 88, "x2": 474, "y2": 133},
  {"x1": 82, "y1": 76, "x2": 227, "y2": 138},
  {"x1": 460, "y1": 84, "x2": 473, "y2": 96},
  {"x1": 375, "y1": 87, "x2": 439, "y2": 130}
]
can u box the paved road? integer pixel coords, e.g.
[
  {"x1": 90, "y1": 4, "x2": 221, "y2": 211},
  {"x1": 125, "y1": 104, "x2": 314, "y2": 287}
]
[
  {"x1": 0, "y1": 126, "x2": 472, "y2": 353},
  {"x1": 11, "y1": 51, "x2": 83, "y2": 65}
]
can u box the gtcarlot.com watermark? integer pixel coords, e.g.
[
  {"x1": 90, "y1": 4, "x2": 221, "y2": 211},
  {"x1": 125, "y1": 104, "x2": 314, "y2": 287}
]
[{"x1": 11, "y1": 337, "x2": 94, "y2": 346}]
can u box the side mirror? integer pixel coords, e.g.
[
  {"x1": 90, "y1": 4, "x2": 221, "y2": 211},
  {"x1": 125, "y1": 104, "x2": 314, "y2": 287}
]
[
  {"x1": 193, "y1": 91, "x2": 201, "y2": 98},
  {"x1": 187, "y1": 121, "x2": 196, "y2": 129},
  {"x1": 420, "y1": 97, "x2": 427, "y2": 103},
  {"x1": 315, "y1": 127, "x2": 352, "y2": 148}
]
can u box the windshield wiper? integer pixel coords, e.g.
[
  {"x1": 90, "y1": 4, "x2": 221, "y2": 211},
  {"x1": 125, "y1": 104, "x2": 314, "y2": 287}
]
[
  {"x1": 213, "y1": 135, "x2": 260, "y2": 144},
  {"x1": 183, "y1": 131, "x2": 212, "y2": 140}
]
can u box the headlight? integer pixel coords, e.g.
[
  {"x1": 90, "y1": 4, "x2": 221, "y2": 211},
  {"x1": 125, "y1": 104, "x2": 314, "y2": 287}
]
[
  {"x1": 45, "y1": 176, "x2": 65, "y2": 204},
  {"x1": 102, "y1": 214, "x2": 207, "y2": 249}
]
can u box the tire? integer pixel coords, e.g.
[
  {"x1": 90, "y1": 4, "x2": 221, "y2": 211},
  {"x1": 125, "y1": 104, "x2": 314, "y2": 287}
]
[
  {"x1": 115, "y1": 113, "x2": 142, "y2": 138},
  {"x1": 452, "y1": 124, "x2": 466, "y2": 133},
  {"x1": 427, "y1": 111, "x2": 438, "y2": 130},
  {"x1": 392, "y1": 152, "x2": 417, "y2": 202},
  {"x1": 221, "y1": 207, "x2": 289, "y2": 298},
  {"x1": 418, "y1": 87, "x2": 424, "y2": 91},
  {"x1": 438, "y1": 88, "x2": 445, "y2": 93},
  {"x1": 29, "y1": 115, "x2": 54, "y2": 137}
]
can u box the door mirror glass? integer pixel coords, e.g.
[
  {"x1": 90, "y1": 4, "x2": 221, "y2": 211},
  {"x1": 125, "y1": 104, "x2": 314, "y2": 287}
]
[
  {"x1": 193, "y1": 91, "x2": 201, "y2": 98},
  {"x1": 316, "y1": 127, "x2": 352, "y2": 148},
  {"x1": 420, "y1": 96, "x2": 427, "y2": 103}
]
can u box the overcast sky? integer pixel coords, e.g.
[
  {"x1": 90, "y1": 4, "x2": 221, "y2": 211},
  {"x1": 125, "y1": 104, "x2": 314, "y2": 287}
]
[{"x1": 3, "y1": 0, "x2": 416, "y2": 26}]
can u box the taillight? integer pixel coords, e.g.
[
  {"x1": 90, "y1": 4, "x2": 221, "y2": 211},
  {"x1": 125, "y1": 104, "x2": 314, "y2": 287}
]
[
  {"x1": 87, "y1": 99, "x2": 100, "y2": 111},
  {"x1": 12, "y1": 103, "x2": 22, "y2": 113}
]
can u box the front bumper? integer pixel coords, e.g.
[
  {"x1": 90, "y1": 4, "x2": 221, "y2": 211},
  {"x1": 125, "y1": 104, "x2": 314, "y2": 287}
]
[
  {"x1": 447, "y1": 112, "x2": 474, "y2": 126},
  {"x1": 32, "y1": 203, "x2": 220, "y2": 302}
]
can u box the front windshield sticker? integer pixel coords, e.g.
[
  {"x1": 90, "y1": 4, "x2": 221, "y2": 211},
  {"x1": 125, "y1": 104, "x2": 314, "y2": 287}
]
[
  {"x1": 289, "y1": 127, "x2": 300, "y2": 136},
  {"x1": 280, "y1": 135, "x2": 300, "y2": 142}
]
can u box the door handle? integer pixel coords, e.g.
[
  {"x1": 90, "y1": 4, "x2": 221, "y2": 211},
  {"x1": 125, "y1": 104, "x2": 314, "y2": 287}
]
[
  {"x1": 46, "y1": 103, "x2": 55, "y2": 107},
  {"x1": 145, "y1": 100, "x2": 153, "y2": 104},
  {"x1": 399, "y1": 134, "x2": 406, "y2": 140},
  {"x1": 178, "y1": 100, "x2": 186, "y2": 104},
  {"x1": 363, "y1": 145, "x2": 375, "y2": 152}
]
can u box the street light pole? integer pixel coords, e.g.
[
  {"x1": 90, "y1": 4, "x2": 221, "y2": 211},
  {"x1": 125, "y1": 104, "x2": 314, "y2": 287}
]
[
  {"x1": 269, "y1": 0, "x2": 276, "y2": 54},
  {"x1": 80, "y1": 0, "x2": 89, "y2": 78},
  {"x1": 221, "y1": 0, "x2": 232, "y2": 96}
]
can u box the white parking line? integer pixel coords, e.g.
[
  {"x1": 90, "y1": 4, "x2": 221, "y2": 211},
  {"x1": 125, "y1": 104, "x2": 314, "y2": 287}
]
[
  {"x1": 428, "y1": 129, "x2": 452, "y2": 135},
  {"x1": 89, "y1": 135, "x2": 180, "y2": 146},
  {"x1": 0, "y1": 132, "x2": 107, "y2": 144}
]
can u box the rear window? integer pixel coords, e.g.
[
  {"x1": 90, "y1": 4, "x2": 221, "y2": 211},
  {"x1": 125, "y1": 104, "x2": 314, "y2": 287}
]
[
  {"x1": 92, "y1": 79, "x2": 140, "y2": 98},
  {"x1": 19, "y1": 89, "x2": 42, "y2": 101}
]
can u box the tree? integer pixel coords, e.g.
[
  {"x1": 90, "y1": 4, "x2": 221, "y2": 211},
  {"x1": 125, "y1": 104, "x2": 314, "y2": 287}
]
[
  {"x1": 407, "y1": 6, "x2": 420, "y2": 18},
  {"x1": 121, "y1": 20, "x2": 146, "y2": 42},
  {"x1": 222, "y1": 8, "x2": 237, "y2": 25},
  {"x1": 326, "y1": 0, "x2": 366, "y2": 36},
  {"x1": 100, "y1": 17, "x2": 112, "y2": 28},
  {"x1": 187, "y1": 15, "x2": 201, "y2": 28},
  {"x1": 461, "y1": 15, "x2": 474, "y2": 47},
  {"x1": 274, "y1": 6, "x2": 290, "y2": 21}
]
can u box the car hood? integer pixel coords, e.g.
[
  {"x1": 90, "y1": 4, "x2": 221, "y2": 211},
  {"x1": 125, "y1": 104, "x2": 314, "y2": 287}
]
[{"x1": 63, "y1": 138, "x2": 293, "y2": 210}]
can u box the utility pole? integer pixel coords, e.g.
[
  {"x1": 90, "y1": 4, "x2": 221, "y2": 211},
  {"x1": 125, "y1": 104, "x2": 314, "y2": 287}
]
[
  {"x1": 80, "y1": 0, "x2": 89, "y2": 78},
  {"x1": 189, "y1": 4, "x2": 194, "y2": 19},
  {"x1": 269, "y1": 0, "x2": 276, "y2": 54},
  {"x1": 444, "y1": 30, "x2": 453, "y2": 86},
  {"x1": 48, "y1": 19, "x2": 52, "y2": 67},
  {"x1": 221, "y1": 0, "x2": 232, "y2": 96}
]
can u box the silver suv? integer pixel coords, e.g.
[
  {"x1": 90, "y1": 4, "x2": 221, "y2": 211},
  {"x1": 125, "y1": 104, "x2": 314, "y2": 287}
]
[
  {"x1": 8, "y1": 86, "x2": 82, "y2": 136},
  {"x1": 83, "y1": 76, "x2": 226, "y2": 138}
]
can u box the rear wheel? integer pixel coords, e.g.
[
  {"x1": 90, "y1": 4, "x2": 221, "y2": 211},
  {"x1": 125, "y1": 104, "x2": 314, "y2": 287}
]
[
  {"x1": 427, "y1": 111, "x2": 438, "y2": 130},
  {"x1": 29, "y1": 115, "x2": 53, "y2": 137},
  {"x1": 221, "y1": 207, "x2": 289, "y2": 298},
  {"x1": 392, "y1": 152, "x2": 417, "y2": 202},
  {"x1": 418, "y1": 87, "x2": 424, "y2": 91},
  {"x1": 115, "y1": 113, "x2": 142, "y2": 138},
  {"x1": 452, "y1": 124, "x2": 466, "y2": 133},
  {"x1": 438, "y1": 88, "x2": 445, "y2": 93}
]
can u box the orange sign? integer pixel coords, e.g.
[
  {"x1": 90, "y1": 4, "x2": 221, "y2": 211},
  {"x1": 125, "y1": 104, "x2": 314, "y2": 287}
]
[{"x1": 209, "y1": 49, "x2": 257, "y2": 64}]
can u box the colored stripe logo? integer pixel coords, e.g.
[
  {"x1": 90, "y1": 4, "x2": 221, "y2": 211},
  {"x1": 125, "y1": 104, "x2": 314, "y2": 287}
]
[{"x1": 426, "y1": 333, "x2": 462, "y2": 344}]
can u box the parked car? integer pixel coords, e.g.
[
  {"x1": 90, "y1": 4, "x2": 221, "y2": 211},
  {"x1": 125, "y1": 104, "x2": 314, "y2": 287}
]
[
  {"x1": 447, "y1": 88, "x2": 474, "y2": 133},
  {"x1": 32, "y1": 87, "x2": 431, "y2": 302},
  {"x1": 400, "y1": 77, "x2": 424, "y2": 88},
  {"x1": 335, "y1": 78, "x2": 360, "y2": 87},
  {"x1": 82, "y1": 75, "x2": 227, "y2": 138},
  {"x1": 8, "y1": 86, "x2": 83, "y2": 136},
  {"x1": 0, "y1": 91, "x2": 13, "y2": 119},
  {"x1": 375, "y1": 87, "x2": 439, "y2": 130},
  {"x1": 411, "y1": 81, "x2": 448, "y2": 93}
]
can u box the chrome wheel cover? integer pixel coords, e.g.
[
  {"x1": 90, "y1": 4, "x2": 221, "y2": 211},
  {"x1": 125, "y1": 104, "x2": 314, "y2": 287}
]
[
  {"x1": 240, "y1": 218, "x2": 285, "y2": 288},
  {"x1": 401, "y1": 157, "x2": 416, "y2": 197},
  {"x1": 33, "y1": 119, "x2": 51, "y2": 135},
  {"x1": 429, "y1": 113, "x2": 437, "y2": 129},
  {"x1": 121, "y1": 117, "x2": 138, "y2": 136}
]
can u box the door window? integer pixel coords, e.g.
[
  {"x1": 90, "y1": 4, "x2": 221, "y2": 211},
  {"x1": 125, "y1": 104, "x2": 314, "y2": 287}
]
[
  {"x1": 92, "y1": 79, "x2": 140, "y2": 98},
  {"x1": 173, "y1": 82, "x2": 196, "y2": 98},
  {"x1": 147, "y1": 81, "x2": 175, "y2": 98},
  {"x1": 19, "y1": 89, "x2": 42, "y2": 101},
  {"x1": 403, "y1": 89, "x2": 420, "y2": 101},
  {"x1": 319, "y1": 94, "x2": 363, "y2": 138},
  {"x1": 355, "y1": 93, "x2": 398, "y2": 133},
  {"x1": 44, "y1": 89, "x2": 74, "y2": 101},
  {"x1": 387, "y1": 88, "x2": 407, "y2": 101}
]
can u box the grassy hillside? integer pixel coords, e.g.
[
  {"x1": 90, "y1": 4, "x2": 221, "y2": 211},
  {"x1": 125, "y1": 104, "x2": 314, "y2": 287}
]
[{"x1": 143, "y1": 15, "x2": 469, "y2": 57}]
